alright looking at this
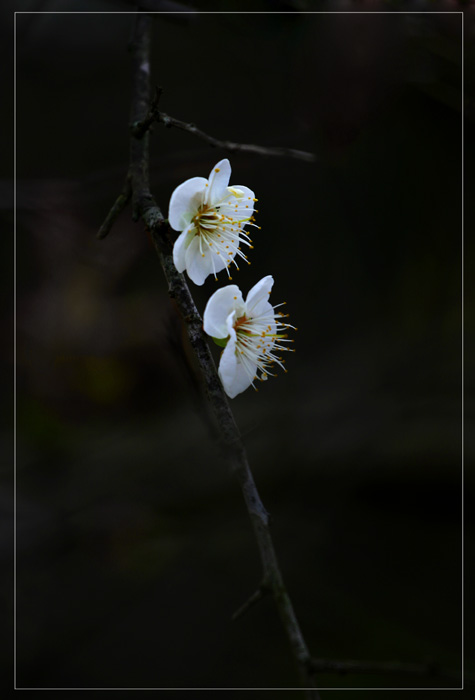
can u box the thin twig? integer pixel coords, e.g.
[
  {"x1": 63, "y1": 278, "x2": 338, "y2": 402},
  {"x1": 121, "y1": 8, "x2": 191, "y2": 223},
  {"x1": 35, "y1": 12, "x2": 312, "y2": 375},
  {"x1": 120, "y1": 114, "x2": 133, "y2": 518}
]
[
  {"x1": 232, "y1": 582, "x2": 270, "y2": 621},
  {"x1": 131, "y1": 108, "x2": 316, "y2": 162},
  {"x1": 96, "y1": 177, "x2": 131, "y2": 239}
]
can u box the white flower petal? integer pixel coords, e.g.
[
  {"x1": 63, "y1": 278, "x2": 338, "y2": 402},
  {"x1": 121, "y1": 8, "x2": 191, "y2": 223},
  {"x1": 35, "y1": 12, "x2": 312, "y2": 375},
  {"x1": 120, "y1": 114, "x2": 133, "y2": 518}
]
[
  {"x1": 208, "y1": 248, "x2": 230, "y2": 277},
  {"x1": 246, "y1": 275, "x2": 274, "y2": 316},
  {"x1": 184, "y1": 236, "x2": 210, "y2": 286},
  {"x1": 203, "y1": 285, "x2": 244, "y2": 338},
  {"x1": 218, "y1": 323, "x2": 256, "y2": 399},
  {"x1": 207, "y1": 159, "x2": 231, "y2": 203},
  {"x1": 223, "y1": 355, "x2": 257, "y2": 398},
  {"x1": 168, "y1": 176, "x2": 207, "y2": 231},
  {"x1": 172, "y1": 224, "x2": 194, "y2": 273},
  {"x1": 218, "y1": 328, "x2": 237, "y2": 396},
  {"x1": 223, "y1": 313, "x2": 257, "y2": 398}
]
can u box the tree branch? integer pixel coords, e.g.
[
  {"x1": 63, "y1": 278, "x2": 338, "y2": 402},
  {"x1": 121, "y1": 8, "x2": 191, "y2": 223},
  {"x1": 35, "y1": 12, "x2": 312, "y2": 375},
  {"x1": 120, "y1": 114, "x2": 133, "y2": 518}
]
[
  {"x1": 96, "y1": 13, "x2": 467, "y2": 695},
  {"x1": 99, "y1": 12, "x2": 464, "y2": 696},
  {"x1": 131, "y1": 99, "x2": 316, "y2": 162},
  {"x1": 98, "y1": 11, "x2": 319, "y2": 698}
]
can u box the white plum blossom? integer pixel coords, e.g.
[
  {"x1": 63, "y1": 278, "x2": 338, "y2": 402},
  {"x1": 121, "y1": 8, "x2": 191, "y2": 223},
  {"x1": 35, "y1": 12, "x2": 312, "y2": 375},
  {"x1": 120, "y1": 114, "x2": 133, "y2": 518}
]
[
  {"x1": 169, "y1": 159, "x2": 258, "y2": 286},
  {"x1": 203, "y1": 275, "x2": 296, "y2": 399}
]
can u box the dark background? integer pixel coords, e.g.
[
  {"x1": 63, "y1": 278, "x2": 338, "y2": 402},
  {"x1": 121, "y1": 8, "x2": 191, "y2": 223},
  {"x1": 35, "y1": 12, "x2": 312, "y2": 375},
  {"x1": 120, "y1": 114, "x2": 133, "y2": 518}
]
[{"x1": 5, "y1": 1, "x2": 472, "y2": 697}]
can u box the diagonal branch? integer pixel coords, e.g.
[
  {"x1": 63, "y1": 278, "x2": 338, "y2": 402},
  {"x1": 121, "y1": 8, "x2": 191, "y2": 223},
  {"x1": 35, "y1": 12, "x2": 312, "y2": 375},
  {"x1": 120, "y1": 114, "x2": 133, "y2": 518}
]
[{"x1": 131, "y1": 91, "x2": 316, "y2": 162}]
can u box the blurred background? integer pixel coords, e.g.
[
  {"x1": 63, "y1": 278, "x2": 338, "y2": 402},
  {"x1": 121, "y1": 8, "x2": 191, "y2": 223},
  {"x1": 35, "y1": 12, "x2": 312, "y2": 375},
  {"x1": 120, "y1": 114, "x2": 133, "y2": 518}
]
[{"x1": 4, "y1": 0, "x2": 473, "y2": 697}]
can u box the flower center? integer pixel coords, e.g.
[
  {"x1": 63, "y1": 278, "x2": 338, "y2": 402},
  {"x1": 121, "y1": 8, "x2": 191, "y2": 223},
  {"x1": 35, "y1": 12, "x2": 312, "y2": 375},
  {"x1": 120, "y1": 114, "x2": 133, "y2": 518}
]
[
  {"x1": 234, "y1": 314, "x2": 249, "y2": 331},
  {"x1": 193, "y1": 204, "x2": 220, "y2": 234}
]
